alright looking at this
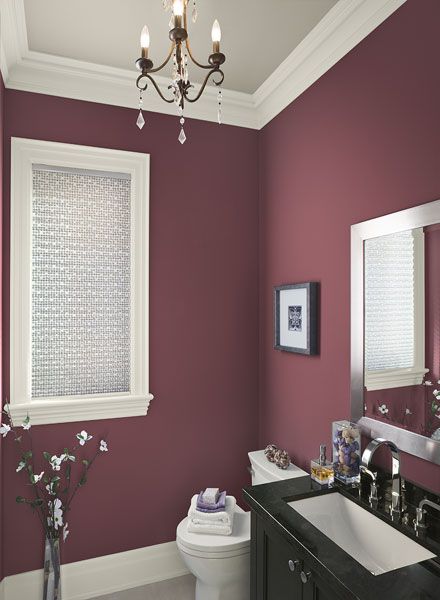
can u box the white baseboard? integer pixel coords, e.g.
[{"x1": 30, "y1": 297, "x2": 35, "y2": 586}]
[{"x1": 2, "y1": 541, "x2": 190, "y2": 600}]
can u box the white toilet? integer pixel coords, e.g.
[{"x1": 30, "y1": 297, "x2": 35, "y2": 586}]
[{"x1": 176, "y1": 450, "x2": 307, "y2": 600}]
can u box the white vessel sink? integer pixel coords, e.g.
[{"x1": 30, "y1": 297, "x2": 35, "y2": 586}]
[{"x1": 288, "y1": 492, "x2": 436, "y2": 576}]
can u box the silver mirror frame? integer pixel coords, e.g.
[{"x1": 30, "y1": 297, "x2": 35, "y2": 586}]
[{"x1": 351, "y1": 198, "x2": 440, "y2": 465}]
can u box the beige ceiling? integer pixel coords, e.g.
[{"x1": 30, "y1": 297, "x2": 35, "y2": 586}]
[{"x1": 23, "y1": 0, "x2": 338, "y2": 94}]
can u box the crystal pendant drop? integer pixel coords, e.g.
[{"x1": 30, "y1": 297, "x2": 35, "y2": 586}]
[
  {"x1": 217, "y1": 89, "x2": 222, "y2": 125},
  {"x1": 178, "y1": 127, "x2": 187, "y2": 144},
  {"x1": 192, "y1": 7, "x2": 198, "y2": 23},
  {"x1": 136, "y1": 110, "x2": 145, "y2": 130}
]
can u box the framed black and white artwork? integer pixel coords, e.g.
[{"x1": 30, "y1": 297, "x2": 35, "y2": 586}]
[{"x1": 274, "y1": 282, "x2": 319, "y2": 355}]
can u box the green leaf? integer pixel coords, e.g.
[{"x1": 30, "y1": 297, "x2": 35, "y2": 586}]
[
  {"x1": 82, "y1": 459, "x2": 89, "y2": 467},
  {"x1": 16, "y1": 496, "x2": 26, "y2": 504},
  {"x1": 51, "y1": 476, "x2": 61, "y2": 483},
  {"x1": 43, "y1": 452, "x2": 52, "y2": 462},
  {"x1": 23, "y1": 450, "x2": 33, "y2": 460},
  {"x1": 31, "y1": 499, "x2": 43, "y2": 508},
  {"x1": 79, "y1": 475, "x2": 87, "y2": 487}
]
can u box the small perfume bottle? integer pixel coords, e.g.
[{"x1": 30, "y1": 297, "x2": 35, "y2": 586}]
[{"x1": 311, "y1": 444, "x2": 334, "y2": 486}]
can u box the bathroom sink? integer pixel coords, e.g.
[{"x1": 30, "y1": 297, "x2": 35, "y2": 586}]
[{"x1": 288, "y1": 492, "x2": 436, "y2": 576}]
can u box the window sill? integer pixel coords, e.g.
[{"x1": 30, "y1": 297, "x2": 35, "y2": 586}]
[
  {"x1": 365, "y1": 368, "x2": 429, "y2": 391},
  {"x1": 6, "y1": 393, "x2": 154, "y2": 426}
]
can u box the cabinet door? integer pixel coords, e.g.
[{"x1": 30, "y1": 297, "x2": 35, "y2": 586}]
[
  {"x1": 265, "y1": 529, "x2": 303, "y2": 600},
  {"x1": 301, "y1": 566, "x2": 341, "y2": 600}
]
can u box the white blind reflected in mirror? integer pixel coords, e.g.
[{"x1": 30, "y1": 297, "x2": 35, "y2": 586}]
[
  {"x1": 364, "y1": 230, "x2": 417, "y2": 372},
  {"x1": 32, "y1": 165, "x2": 131, "y2": 398}
]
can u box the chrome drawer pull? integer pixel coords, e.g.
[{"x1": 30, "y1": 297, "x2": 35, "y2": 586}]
[{"x1": 288, "y1": 559, "x2": 300, "y2": 572}]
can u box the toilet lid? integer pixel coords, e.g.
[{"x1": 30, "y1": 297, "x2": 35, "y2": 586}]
[{"x1": 177, "y1": 511, "x2": 250, "y2": 554}]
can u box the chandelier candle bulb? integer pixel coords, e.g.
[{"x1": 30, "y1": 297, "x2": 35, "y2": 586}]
[
  {"x1": 140, "y1": 25, "x2": 150, "y2": 58},
  {"x1": 211, "y1": 19, "x2": 221, "y2": 53},
  {"x1": 173, "y1": 0, "x2": 184, "y2": 28}
]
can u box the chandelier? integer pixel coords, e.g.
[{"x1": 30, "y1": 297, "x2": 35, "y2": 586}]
[{"x1": 135, "y1": 0, "x2": 225, "y2": 144}]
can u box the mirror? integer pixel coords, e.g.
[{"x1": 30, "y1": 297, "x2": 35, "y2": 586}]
[{"x1": 351, "y1": 199, "x2": 440, "y2": 464}]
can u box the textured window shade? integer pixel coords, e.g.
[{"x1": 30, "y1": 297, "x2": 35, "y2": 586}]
[
  {"x1": 31, "y1": 166, "x2": 131, "y2": 397},
  {"x1": 364, "y1": 230, "x2": 415, "y2": 372}
]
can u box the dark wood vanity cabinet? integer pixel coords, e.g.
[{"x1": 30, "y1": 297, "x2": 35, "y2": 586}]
[{"x1": 251, "y1": 512, "x2": 340, "y2": 600}]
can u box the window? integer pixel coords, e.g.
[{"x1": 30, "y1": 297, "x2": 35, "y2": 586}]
[
  {"x1": 364, "y1": 228, "x2": 427, "y2": 391},
  {"x1": 10, "y1": 138, "x2": 152, "y2": 424}
]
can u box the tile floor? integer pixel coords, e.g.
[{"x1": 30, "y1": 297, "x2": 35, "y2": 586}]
[{"x1": 94, "y1": 575, "x2": 196, "y2": 600}]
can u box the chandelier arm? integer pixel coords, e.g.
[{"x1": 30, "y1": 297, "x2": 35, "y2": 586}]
[
  {"x1": 145, "y1": 74, "x2": 175, "y2": 103},
  {"x1": 136, "y1": 73, "x2": 149, "y2": 92},
  {"x1": 184, "y1": 38, "x2": 213, "y2": 70},
  {"x1": 148, "y1": 43, "x2": 176, "y2": 74},
  {"x1": 184, "y1": 69, "x2": 224, "y2": 103}
]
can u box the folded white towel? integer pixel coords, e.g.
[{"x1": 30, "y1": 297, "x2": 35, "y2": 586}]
[
  {"x1": 202, "y1": 487, "x2": 219, "y2": 505},
  {"x1": 187, "y1": 521, "x2": 232, "y2": 536},
  {"x1": 188, "y1": 495, "x2": 236, "y2": 525}
]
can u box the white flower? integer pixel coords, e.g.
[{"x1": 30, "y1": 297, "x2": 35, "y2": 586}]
[
  {"x1": 50, "y1": 455, "x2": 63, "y2": 471},
  {"x1": 0, "y1": 423, "x2": 11, "y2": 438},
  {"x1": 405, "y1": 408, "x2": 413, "y2": 415},
  {"x1": 76, "y1": 430, "x2": 93, "y2": 446},
  {"x1": 62, "y1": 451, "x2": 75, "y2": 462},
  {"x1": 48, "y1": 498, "x2": 63, "y2": 530},
  {"x1": 434, "y1": 390, "x2": 439, "y2": 396},
  {"x1": 63, "y1": 522, "x2": 70, "y2": 542},
  {"x1": 31, "y1": 471, "x2": 44, "y2": 484},
  {"x1": 99, "y1": 440, "x2": 108, "y2": 452},
  {"x1": 16, "y1": 460, "x2": 26, "y2": 473},
  {"x1": 45, "y1": 483, "x2": 56, "y2": 496},
  {"x1": 425, "y1": 380, "x2": 433, "y2": 386},
  {"x1": 378, "y1": 404, "x2": 389, "y2": 415},
  {"x1": 22, "y1": 415, "x2": 31, "y2": 430}
]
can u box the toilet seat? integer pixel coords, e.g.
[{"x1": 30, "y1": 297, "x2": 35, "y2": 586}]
[{"x1": 177, "y1": 510, "x2": 250, "y2": 559}]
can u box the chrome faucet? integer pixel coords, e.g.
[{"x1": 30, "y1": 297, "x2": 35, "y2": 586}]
[
  {"x1": 359, "y1": 464, "x2": 378, "y2": 508},
  {"x1": 414, "y1": 498, "x2": 440, "y2": 536},
  {"x1": 361, "y1": 438, "x2": 401, "y2": 519}
]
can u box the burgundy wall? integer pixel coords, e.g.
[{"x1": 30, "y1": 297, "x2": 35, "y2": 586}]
[
  {"x1": 258, "y1": 0, "x2": 440, "y2": 493},
  {"x1": 2, "y1": 92, "x2": 259, "y2": 576},
  {"x1": 4, "y1": 0, "x2": 440, "y2": 580}
]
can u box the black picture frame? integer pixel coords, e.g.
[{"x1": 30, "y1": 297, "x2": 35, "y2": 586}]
[{"x1": 274, "y1": 282, "x2": 319, "y2": 355}]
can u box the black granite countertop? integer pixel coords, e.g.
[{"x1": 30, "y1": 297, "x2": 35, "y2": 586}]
[{"x1": 243, "y1": 476, "x2": 440, "y2": 600}]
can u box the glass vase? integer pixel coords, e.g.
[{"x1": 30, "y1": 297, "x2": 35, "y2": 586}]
[
  {"x1": 332, "y1": 420, "x2": 361, "y2": 485},
  {"x1": 43, "y1": 536, "x2": 61, "y2": 600}
]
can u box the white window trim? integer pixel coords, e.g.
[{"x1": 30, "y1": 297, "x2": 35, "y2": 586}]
[
  {"x1": 365, "y1": 228, "x2": 428, "y2": 391},
  {"x1": 9, "y1": 137, "x2": 153, "y2": 425}
]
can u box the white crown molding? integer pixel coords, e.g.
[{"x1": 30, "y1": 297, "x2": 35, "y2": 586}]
[
  {"x1": 6, "y1": 49, "x2": 259, "y2": 129},
  {"x1": 1, "y1": 541, "x2": 190, "y2": 600},
  {"x1": 0, "y1": 0, "x2": 27, "y2": 81},
  {"x1": 254, "y1": 0, "x2": 407, "y2": 128},
  {"x1": 0, "y1": 0, "x2": 407, "y2": 125}
]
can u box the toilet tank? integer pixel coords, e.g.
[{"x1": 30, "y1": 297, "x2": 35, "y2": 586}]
[{"x1": 248, "y1": 450, "x2": 307, "y2": 485}]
